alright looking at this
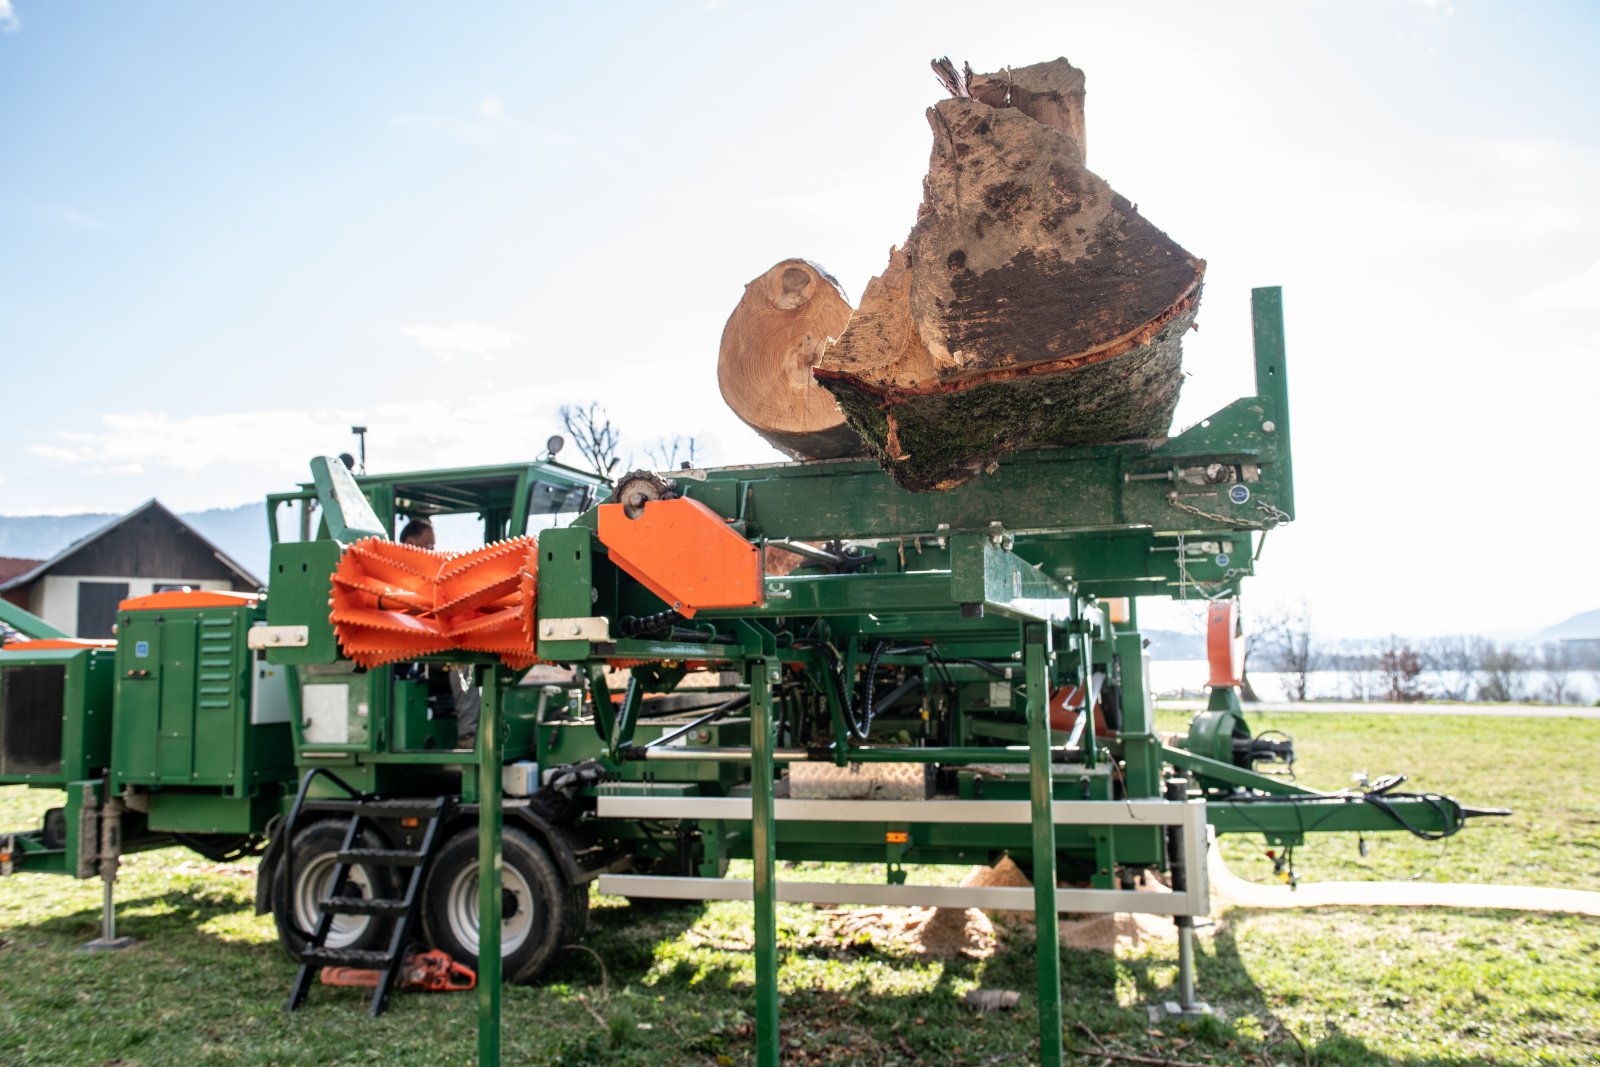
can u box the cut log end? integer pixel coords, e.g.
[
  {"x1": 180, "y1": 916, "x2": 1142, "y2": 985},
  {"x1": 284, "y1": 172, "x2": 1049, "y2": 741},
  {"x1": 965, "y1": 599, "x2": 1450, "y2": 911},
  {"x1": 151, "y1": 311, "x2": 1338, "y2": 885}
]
[{"x1": 718, "y1": 258, "x2": 866, "y2": 461}]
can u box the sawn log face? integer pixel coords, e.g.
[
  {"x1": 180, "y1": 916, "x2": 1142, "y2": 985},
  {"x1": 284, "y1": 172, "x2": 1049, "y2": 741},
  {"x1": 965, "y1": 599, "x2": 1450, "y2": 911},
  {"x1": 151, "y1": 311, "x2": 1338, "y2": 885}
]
[{"x1": 718, "y1": 258, "x2": 866, "y2": 460}]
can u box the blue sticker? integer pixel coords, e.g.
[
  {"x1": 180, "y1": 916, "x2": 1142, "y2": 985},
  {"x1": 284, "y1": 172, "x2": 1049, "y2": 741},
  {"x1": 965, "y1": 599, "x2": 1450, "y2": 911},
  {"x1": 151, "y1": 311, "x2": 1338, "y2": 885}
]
[
  {"x1": 1228, "y1": 484, "x2": 1251, "y2": 505},
  {"x1": 134, "y1": 641, "x2": 150, "y2": 658},
  {"x1": 1215, "y1": 553, "x2": 1230, "y2": 568}
]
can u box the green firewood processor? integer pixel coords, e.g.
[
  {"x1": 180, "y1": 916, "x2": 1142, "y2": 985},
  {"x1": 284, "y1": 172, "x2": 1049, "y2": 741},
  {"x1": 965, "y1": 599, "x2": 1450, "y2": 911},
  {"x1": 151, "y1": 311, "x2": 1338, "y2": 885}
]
[{"x1": 0, "y1": 289, "x2": 1501, "y2": 1066}]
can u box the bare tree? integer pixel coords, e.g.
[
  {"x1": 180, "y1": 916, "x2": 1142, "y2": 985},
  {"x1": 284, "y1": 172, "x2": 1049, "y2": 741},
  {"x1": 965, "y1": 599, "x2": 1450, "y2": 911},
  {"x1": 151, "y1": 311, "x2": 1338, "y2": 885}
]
[
  {"x1": 1233, "y1": 602, "x2": 1270, "y2": 703},
  {"x1": 1474, "y1": 638, "x2": 1528, "y2": 703},
  {"x1": 1423, "y1": 636, "x2": 1476, "y2": 701},
  {"x1": 1378, "y1": 635, "x2": 1426, "y2": 702},
  {"x1": 1539, "y1": 641, "x2": 1576, "y2": 704},
  {"x1": 644, "y1": 434, "x2": 701, "y2": 471},
  {"x1": 559, "y1": 402, "x2": 622, "y2": 479},
  {"x1": 1336, "y1": 641, "x2": 1382, "y2": 702},
  {"x1": 1260, "y1": 600, "x2": 1321, "y2": 701}
]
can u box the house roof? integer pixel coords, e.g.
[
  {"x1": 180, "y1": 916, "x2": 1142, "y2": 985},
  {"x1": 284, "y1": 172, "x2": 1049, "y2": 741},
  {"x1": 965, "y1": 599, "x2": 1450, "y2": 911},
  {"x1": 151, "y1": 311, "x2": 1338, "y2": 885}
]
[
  {"x1": 0, "y1": 557, "x2": 44, "y2": 585},
  {"x1": 0, "y1": 499, "x2": 261, "y2": 594}
]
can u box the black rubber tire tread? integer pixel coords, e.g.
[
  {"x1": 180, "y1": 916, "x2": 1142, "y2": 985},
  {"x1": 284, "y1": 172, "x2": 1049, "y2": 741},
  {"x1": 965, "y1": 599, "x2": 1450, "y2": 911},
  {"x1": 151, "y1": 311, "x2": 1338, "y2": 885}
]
[
  {"x1": 421, "y1": 826, "x2": 565, "y2": 983},
  {"x1": 272, "y1": 820, "x2": 398, "y2": 961},
  {"x1": 562, "y1": 881, "x2": 591, "y2": 946}
]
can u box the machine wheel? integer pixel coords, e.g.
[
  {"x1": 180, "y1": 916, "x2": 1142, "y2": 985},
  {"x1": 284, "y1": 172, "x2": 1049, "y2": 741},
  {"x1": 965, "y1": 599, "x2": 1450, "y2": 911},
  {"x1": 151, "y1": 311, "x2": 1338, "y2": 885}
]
[
  {"x1": 562, "y1": 880, "x2": 591, "y2": 946},
  {"x1": 422, "y1": 827, "x2": 567, "y2": 982},
  {"x1": 273, "y1": 820, "x2": 397, "y2": 959}
]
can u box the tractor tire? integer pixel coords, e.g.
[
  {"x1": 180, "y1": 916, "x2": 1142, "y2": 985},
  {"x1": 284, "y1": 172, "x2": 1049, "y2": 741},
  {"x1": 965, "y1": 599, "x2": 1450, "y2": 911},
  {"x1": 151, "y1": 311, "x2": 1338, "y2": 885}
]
[
  {"x1": 422, "y1": 826, "x2": 567, "y2": 983},
  {"x1": 563, "y1": 881, "x2": 591, "y2": 946},
  {"x1": 272, "y1": 820, "x2": 398, "y2": 960}
]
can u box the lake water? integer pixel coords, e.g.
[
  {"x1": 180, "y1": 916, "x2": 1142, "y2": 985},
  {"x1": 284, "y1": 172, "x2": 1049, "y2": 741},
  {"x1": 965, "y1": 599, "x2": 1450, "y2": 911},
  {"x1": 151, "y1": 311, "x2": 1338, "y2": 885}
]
[{"x1": 1147, "y1": 659, "x2": 1600, "y2": 706}]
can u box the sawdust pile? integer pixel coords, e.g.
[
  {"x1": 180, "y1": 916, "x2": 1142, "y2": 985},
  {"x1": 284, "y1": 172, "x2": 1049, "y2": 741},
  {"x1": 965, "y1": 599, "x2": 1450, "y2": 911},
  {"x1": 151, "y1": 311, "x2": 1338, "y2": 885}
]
[
  {"x1": 815, "y1": 857, "x2": 1177, "y2": 959},
  {"x1": 817, "y1": 902, "x2": 997, "y2": 960}
]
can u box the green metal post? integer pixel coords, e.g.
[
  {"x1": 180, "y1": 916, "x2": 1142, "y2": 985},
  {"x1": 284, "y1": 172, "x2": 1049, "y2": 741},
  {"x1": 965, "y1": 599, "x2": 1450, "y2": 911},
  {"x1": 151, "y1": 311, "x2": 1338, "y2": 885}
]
[
  {"x1": 1024, "y1": 622, "x2": 1064, "y2": 1067},
  {"x1": 477, "y1": 666, "x2": 503, "y2": 1067},
  {"x1": 1078, "y1": 624, "x2": 1098, "y2": 769},
  {"x1": 1251, "y1": 286, "x2": 1293, "y2": 519},
  {"x1": 748, "y1": 655, "x2": 780, "y2": 1067}
]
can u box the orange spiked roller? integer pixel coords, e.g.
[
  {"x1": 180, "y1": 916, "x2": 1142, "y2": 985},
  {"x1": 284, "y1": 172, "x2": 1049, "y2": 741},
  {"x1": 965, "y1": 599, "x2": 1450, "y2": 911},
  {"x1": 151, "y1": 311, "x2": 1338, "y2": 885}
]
[{"x1": 329, "y1": 536, "x2": 541, "y2": 669}]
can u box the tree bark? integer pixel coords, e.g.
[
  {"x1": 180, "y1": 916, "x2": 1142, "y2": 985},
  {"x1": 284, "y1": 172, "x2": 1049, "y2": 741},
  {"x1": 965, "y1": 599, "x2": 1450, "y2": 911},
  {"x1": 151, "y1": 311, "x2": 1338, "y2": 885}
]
[
  {"x1": 814, "y1": 60, "x2": 1203, "y2": 492},
  {"x1": 717, "y1": 258, "x2": 865, "y2": 460}
]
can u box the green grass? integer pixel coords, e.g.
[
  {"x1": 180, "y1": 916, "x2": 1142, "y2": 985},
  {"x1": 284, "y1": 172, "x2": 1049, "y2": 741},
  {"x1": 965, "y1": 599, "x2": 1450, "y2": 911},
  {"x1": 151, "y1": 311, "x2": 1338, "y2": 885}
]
[
  {"x1": 1152, "y1": 710, "x2": 1600, "y2": 890},
  {"x1": 0, "y1": 712, "x2": 1596, "y2": 1066}
]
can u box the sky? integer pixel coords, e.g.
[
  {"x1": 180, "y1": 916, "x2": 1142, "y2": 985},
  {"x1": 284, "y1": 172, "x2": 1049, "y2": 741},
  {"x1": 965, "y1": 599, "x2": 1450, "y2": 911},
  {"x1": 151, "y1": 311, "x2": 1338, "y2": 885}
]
[{"x1": 1, "y1": 1, "x2": 1596, "y2": 638}]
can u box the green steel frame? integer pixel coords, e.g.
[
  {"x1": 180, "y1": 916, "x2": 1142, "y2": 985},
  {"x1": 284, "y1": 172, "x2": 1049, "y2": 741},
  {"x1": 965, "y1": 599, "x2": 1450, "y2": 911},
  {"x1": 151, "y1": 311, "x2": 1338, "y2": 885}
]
[{"x1": 0, "y1": 598, "x2": 72, "y2": 641}]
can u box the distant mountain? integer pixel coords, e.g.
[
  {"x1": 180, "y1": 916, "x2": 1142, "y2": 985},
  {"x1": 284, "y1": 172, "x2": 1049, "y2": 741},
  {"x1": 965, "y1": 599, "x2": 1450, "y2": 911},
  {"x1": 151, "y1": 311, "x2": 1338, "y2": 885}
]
[
  {"x1": 0, "y1": 503, "x2": 269, "y2": 587},
  {"x1": 1542, "y1": 609, "x2": 1600, "y2": 641},
  {"x1": 0, "y1": 512, "x2": 118, "y2": 561}
]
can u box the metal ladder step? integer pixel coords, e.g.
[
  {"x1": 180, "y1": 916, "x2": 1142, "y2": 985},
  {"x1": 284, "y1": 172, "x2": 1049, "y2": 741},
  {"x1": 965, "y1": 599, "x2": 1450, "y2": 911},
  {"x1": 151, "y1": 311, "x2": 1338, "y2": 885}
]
[
  {"x1": 300, "y1": 947, "x2": 395, "y2": 969},
  {"x1": 336, "y1": 848, "x2": 426, "y2": 867},
  {"x1": 324, "y1": 896, "x2": 410, "y2": 917}
]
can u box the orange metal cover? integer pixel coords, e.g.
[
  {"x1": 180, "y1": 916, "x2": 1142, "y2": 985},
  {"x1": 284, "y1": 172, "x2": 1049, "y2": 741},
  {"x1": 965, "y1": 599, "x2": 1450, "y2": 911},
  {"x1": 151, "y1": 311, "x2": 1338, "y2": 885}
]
[
  {"x1": 1206, "y1": 598, "x2": 1244, "y2": 687},
  {"x1": 596, "y1": 498, "x2": 763, "y2": 618},
  {"x1": 1, "y1": 638, "x2": 116, "y2": 652},
  {"x1": 119, "y1": 590, "x2": 262, "y2": 612}
]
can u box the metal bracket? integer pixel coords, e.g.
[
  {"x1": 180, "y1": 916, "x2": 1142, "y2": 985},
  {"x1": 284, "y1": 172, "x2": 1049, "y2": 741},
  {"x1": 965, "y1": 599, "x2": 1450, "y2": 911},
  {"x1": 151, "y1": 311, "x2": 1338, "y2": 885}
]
[
  {"x1": 538, "y1": 616, "x2": 612, "y2": 642},
  {"x1": 247, "y1": 625, "x2": 309, "y2": 650}
]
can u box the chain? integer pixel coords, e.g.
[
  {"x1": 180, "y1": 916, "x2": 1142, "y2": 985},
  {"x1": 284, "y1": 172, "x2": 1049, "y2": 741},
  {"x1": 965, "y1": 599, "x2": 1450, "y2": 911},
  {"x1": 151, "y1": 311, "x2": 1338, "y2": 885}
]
[
  {"x1": 1173, "y1": 526, "x2": 1258, "y2": 605},
  {"x1": 1175, "y1": 534, "x2": 1189, "y2": 603},
  {"x1": 1167, "y1": 493, "x2": 1289, "y2": 529}
]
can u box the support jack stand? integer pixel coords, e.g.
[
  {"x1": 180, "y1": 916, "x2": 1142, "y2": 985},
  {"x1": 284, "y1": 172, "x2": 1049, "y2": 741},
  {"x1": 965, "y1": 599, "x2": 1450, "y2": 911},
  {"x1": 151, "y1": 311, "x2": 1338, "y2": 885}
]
[
  {"x1": 81, "y1": 875, "x2": 136, "y2": 952},
  {"x1": 1147, "y1": 921, "x2": 1216, "y2": 1021},
  {"x1": 81, "y1": 800, "x2": 136, "y2": 952},
  {"x1": 1146, "y1": 780, "x2": 1216, "y2": 1024}
]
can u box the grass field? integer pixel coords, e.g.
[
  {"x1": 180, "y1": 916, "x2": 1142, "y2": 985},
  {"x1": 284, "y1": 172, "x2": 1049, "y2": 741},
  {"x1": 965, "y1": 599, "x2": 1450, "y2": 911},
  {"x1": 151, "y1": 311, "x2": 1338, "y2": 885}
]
[{"x1": 0, "y1": 712, "x2": 1596, "y2": 1066}]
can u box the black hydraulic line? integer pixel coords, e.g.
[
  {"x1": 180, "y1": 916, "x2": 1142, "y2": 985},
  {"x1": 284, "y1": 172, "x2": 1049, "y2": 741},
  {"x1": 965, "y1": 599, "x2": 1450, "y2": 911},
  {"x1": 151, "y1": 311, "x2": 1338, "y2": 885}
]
[
  {"x1": 619, "y1": 609, "x2": 682, "y2": 637},
  {"x1": 855, "y1": 641, "x2": 888, "y2": 740},
  {"x1": 949, "y1": 657, "x2": 1012, "y2": 680}
]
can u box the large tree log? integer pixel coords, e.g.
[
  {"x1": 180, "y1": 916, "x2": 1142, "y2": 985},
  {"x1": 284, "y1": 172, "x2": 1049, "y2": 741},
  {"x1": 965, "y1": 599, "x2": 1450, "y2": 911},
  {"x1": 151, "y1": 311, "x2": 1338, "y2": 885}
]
[
  {"x1": 814, "y1": 59, "x2": 1203, "y2": 492},
  {"x1": 718, "y1": 258, "x2": 865, "y2": 460}
]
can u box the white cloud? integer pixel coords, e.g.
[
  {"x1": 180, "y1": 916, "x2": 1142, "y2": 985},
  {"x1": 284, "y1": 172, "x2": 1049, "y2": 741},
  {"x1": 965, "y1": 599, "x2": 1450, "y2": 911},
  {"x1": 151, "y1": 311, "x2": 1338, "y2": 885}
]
[
  {"x1": 478, "y1": 94, "x2": 505, "y2": 119},
  {"x1": 400, "y1": 320, "x2": 517, "y2": 359},
  {"x1": 18, "y1": 369, "x2": 782, "y2": 512},
  {"x1": 1520, "y1": 261, "x2": 1600, "y2": 311},
  {"x1": 0, "y1": 2, "x2": 17, "y2": 33}
]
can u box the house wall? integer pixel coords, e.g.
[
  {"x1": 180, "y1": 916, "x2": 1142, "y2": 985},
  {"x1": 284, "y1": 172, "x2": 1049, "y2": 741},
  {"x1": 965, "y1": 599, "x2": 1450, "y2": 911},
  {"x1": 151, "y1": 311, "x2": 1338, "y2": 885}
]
[{"x1": 37, "y1": 575, "x2": 236, "y2": 636}]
